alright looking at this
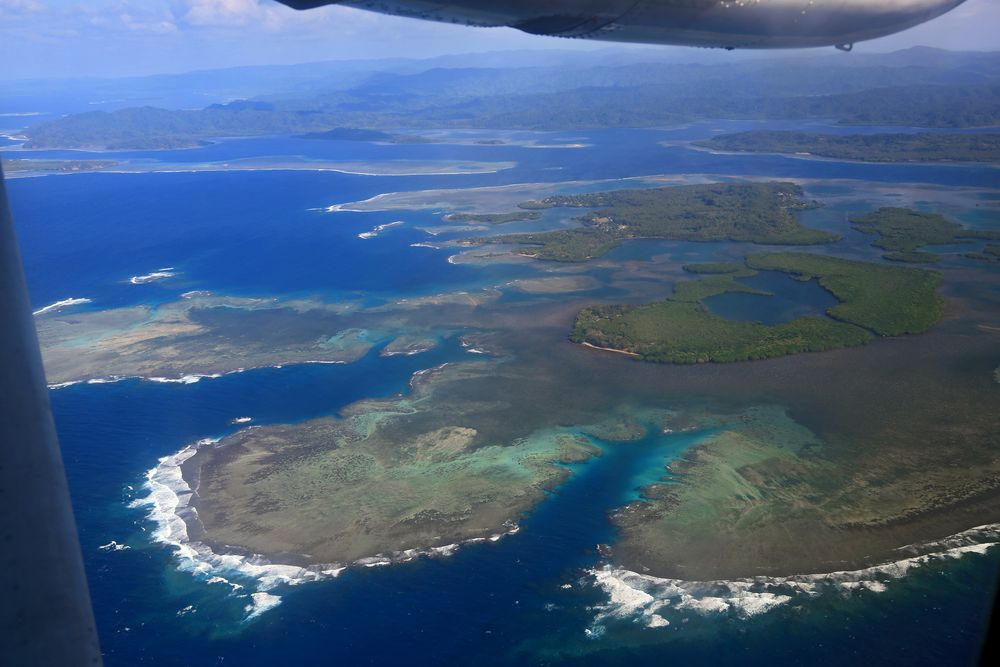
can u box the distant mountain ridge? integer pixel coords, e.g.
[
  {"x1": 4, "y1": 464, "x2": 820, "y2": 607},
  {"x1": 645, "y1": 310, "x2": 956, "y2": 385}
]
[{"x1": 14, "y1": 48, "x2": 1000, "y2": 151}]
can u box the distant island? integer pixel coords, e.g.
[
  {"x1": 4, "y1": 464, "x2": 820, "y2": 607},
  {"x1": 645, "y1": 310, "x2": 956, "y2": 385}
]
[
  {"x1": 443, "y1": 211, "x2": 542, "y2": 225},
  {"x1": 967, "y1": 243, "x2": 1000, "y2": 263},
  {"x1": 696, "y1": 131, "x2": 1000, "y2": 164},
  {"x1": 851, "y1": 207, "x2": 1000, "y2": 263},
  {"x1": 571, "y1": 252, "x2": 943, "y2": 363},
  {"x1": 2, "y1": 158, "x2": 119, "y2": 174},
  {"x1": 298, "y1": 127, "x2": 434, "y2": 144},
  {"x1": 466, "y1": 182, "x2": 837, "y2": 262},
  {"x1": 16, "y1": 49, "x2": 1000, "y2": 150}
]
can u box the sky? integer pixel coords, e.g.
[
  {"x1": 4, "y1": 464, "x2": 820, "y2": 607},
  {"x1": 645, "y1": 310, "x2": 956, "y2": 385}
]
[{"x1": 1, "y1": 0, "x2": 998, "y2": 80}]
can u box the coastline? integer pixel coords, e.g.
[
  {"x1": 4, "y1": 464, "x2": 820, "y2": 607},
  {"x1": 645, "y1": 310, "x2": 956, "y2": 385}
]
[
  {"x1": 135, "y1": 429, "x2": 1000, "y2": 625},
  {"x1": 579, "y1": 341, "x2": 641, "y2": 358},
  {"x1": 131, "y1": 436, "x2": 522, "y2": 621},
  {"x1": 590, "y1": 523, "x2": 1000, "y2": 630},
  {"x1": 677, "y1": 139, "x2": 1000, "y2": 168}
]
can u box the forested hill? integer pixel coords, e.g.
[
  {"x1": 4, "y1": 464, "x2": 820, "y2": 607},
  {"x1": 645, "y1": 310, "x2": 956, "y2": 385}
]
[{"x1": 17, "y1": 48, "x2": 1000, "y2": 150}]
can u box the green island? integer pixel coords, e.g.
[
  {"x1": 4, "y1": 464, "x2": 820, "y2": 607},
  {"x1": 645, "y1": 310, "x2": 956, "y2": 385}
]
[
  {"x1": 19, "y1": 50, "x2": 1000, "y2": 150},
  {"x1": 965, "y1": 243, "x2": 1000, "y2": 262},
  {"x1": 467, "y1": 182, "x2": 837, "y2": 262},
  {"x1": 851, "y1": 207, "x2": 1000, "y2": 263},
  {"x1": 443, "y1": 211, "x2": 542, "y2": 225},
  {"x1": 298, "y1": 127, "x2": 434, "y2": 144},
  {"x1": 571, "y1": 252, "x2": 943, "y2": 363},
  {"x1": 682, "y1": 262, "x2": 755, "y2": 276},
  {"x1": 695, "y1": 130, "x2": 1000, "y2": 163},
  {"x1": 2, "y1": 158, "x2": 119, "y2": 174}
]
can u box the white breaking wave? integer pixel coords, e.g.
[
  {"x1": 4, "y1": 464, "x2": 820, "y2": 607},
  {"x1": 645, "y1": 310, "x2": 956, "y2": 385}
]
[
  {"x1": 33, "y1": 297, "x2": 92, "y2": 316},
  {"x1": 130, "y1": 268, "x2": 177, "y2": 285},
  {"x1": 588, "y1": 523, "x2": 1000, "y2": 634},
  {"x1": 50, "y1": 372, "x2": 226, "y2": 390},
  {"x1": 129, "y1": 440, "x2": 347, "y2": 622},
  {"x1": 244, "y1": 592, "x2": 282, "y2": 620},
  {"x1": 48, "y1": 380, "x2": 83, "y2": 389},
  {"x1": 131, "y1": 436, "x2": 519, "y2": 621},
  {"x1": 358, "y1": 220, "x2": 405, "y2": 239},
  {"x1": 320, "y1": 191, "x2": 397, "y2": 213},
  {"x1": 46, "y1": 359, "x2": 356, "y2": 390},
  {"x1": 148, "y1": 374, "x2": 223, "y2": 384}
]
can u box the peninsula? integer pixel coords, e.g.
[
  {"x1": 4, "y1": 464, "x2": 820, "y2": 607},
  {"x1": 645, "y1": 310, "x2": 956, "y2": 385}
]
[
  {"x1": 695, "y1": 130, "x2": 1000, "y2": 163},
  {"x1": 571, "y1": 252, "x2": 943, "y2": 363},
  {"x1": 850, "y1": 207, "x2": 1000, "y2": 263}
]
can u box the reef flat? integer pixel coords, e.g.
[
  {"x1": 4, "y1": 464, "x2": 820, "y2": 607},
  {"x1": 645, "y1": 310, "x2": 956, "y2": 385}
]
[
  {"x1": 34, "y1": 294, "x2": 371, "y2": 385},
  {"x1": 185, "y1": 360, "x2": 601, "y2": 564},
  {"x1": 37, "y1": 174, "x2": 1000, "y2": 588}
]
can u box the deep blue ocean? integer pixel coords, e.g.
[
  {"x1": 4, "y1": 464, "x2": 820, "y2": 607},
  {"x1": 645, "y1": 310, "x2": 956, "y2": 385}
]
[{"x1": 5, "y1": 122, "x2": 999, "y2": 665}]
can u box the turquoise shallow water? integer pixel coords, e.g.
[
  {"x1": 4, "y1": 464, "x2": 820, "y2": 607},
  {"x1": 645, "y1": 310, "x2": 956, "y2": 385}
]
[{"x1": 7, "y1": 126, "x2": 999, "y2": 664}]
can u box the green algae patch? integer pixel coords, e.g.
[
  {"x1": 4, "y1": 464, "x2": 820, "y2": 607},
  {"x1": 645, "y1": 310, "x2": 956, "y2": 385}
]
[{"x1": 187, "y1": 361, "x2": 602, "y2": 565}]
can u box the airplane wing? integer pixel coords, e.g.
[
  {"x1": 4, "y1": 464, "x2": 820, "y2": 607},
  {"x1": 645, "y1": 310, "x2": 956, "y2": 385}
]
[{"x1": 276, "y1": 0, "x2": 967, "y2": 50}]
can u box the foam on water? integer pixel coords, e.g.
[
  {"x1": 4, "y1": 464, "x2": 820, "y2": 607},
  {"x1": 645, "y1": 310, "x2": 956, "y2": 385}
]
[
  {"x1": 587, "y1": 523, "x2": 1000, "y2": 633},
  {"x1": 48, "y1": 360, "x2": 350, "y2": 390},
  {"x1": 129, "y1": 439, "x2": 347, "y2": 621},
  {"x1": 358, "y1": 220, "x2": 405, "y2": 239},
  {"x1": 244, "y1": 592, "x2": 282, "y2": 621},
  {"x1": 149, "y1": 374, "x2": 224, "y2": 384},
  {"x1": 130, "y1": 269, "x2": 178, "y2": 285},
  {"x1": 320, "y1": 191, "x2": 397, "y2": 213},
  {"x1": 33, "y1": 297, "x2": 92, "y2": 316}
]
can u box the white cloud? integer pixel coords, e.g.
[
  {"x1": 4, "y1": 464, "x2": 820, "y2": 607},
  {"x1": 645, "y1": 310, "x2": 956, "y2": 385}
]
[
  {"x1": 174, "y1": 0, "x2": 353, "y2": 31},
  {"x1": 1, "y1": 0, "x2": 46, "y2": 13},
  {"x1": 178, "y1": 0, "x2": 271, "y2": 27},
  {"x1": 121, "y1": 12, "x2": 178, "y2": 34}
]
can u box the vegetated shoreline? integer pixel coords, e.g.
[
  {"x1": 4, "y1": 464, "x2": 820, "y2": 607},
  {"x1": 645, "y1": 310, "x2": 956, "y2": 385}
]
[
  {"x1": 685, "y1": 140, "x2": 1000, "y2": 168},
  {"x1": 571, "y1": 252, "x2": 943, "y2": 364},
  {"x1": 467, "y1": 182, "x2": 838, "y2": 263},
  {"x1": 689, "y1": 130, "x2": 1000, "y2": 165}
]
